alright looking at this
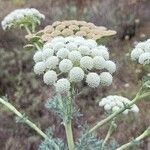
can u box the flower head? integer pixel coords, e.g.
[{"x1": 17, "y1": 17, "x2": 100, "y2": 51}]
[
  {"x1": 33, "y1": 36, "x2": 116, "y2": 94},
  {"x1": 99, "y1": 95, "x2": 139, "y2": 114},
  {"x1": 1, "y1": 8, "x2": 45, "y2": 30},
  {"x1": 131, "y1": 39, "x2": 150, "y2": 65}
]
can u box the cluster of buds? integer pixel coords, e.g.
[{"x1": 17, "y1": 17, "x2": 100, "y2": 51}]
[
  {"x1": 99, "y1": 95, "x2": 139, "y2": 115},
  {"x1": 33, "y1": 36, "x2": 116, "y2": 94},
  {"x1": 40, "y1": 20, "x2": 116, "y2": 42},
  {"x1": 131, "y1": 39, "x2": 150, "y2": 65},
  {"x1": 1, "y1": 8, "x2": 45, "y2": 30}
]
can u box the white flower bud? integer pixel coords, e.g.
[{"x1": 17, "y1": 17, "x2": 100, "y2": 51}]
[
  {"x1": 98, "y1": 45, "x2": 109, "y2": 60},
  {"x1": 138, "y1": 52, "x2": 150, "y2": 65},
  {"x1": 53, "y1": 42, "x2": 65, "y2": 52},
  {"x1": 80, "y1": 56, "x2": 93, "y2": 70},
  {"x1": 78, "y1": 45, "x2": 91, "y2": 55},
  {"x1": 43, "y1": 70, "x2": 57, "y2": 85},
  {"x1": 42, "y1": 48, "x2": 54, "y2": 60},
  {"x1": 55, "y1": 78, "x2": 70, "y2": 94},
  {"x1": 45, "y1": 56, "x2": 59, "y2": 69},
  {"x1": 59, "y1": 59, "x2": 73, "y2": 72},
  {"x1": 69, "y1": 67, "x2": 84, "y2": 82},
  {"x1": 144, "y1": 41, "x2": 150, "y2": 52},
  {"x1": 33, "y1": 51, "x2": 43, "y2": 62},
  {"x1": 86, "y1": 73, "x2": 100, "y2": 88},
  {"x1": 66, "y1": 42, "x2": 78, "y2": 51},
  {"x1": 131, "y1": 48, "x2": 144, "y2": 60},
  {"x1": 93, "y1": 56, "x2": 106, "y2": 69},
  {"x1": 100, "y1": 72, "x2": 113, "y2": 86},
  {"x1": 85, "y1": 39, "x2": 97, "y2": 49},
  {"x1": 56, "y1": 48, "x2": 69, "y2": 59},
  {"x1": 105, "y1": 60, "x2": 116, "y2": 74},
  {"x1": 68, "y1": 51, "x2": 82, "y2": 63},
  {"x1": 34, "y1": 61, "x2": 46, "y2": 74},
  {"x1": 43, "y1": 42, "x2": 53, "y2": 49},
  {"x1": 51, "y1": 36, "x2": 65, "y2": 43}
]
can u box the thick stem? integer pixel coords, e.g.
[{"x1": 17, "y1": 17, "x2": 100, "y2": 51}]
[
  {"x1": 58, "y1": 95, "x2": 75, "y2": 150},
  {"x1": 0, "y1": 98, "x2": 60, "y2": 150},
  {"x1": 116, "y1": 127, "x2": 150, "y2": 150},
  {"x1": 89, "y1": 92, "x2": 150, "y2": 133},
  {"x1": 64, "y1": 121, "x2": 75, "y2": 150}
]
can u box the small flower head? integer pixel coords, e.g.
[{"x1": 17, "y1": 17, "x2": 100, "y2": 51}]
[
  {"x1": 69, "y1": 67, "x2": 84, "y2": 82},
  {"x1": 45, "y1": 56, "x2": 59, "y2": 69},
  {"x1": 86, "y1": 73, "x2": 100, "y2": 88},
  {"x1": 99, "y1": 95, "x2": 139, "y2": 114},
  {"x1": 1, "y1": 8, "x2": 45, "y2": 30},
  {"x1": 56, "y1": 48, "x2": 69, "y2": 59},
  {"x1": 55, "y1": 78, "x2": 71, "y2": 94},
  {"x1": 43, "y1": 70, "x2": 57, "y2": 85},
  {"x1": 33, "y1": 51, "x2": 43, "y2": 63},
  {"x1": 131, "y1": 39, "x2": 150, "y2": 65},
  {"x1": 59, "y1": 59, "x2": 73, "y2": 73},
  {"x1": 34, "y1": 61, "x2": 46, "y2": 75},
  {"x1": 99, "y1": 72, "x2": 113, "y2": 86},
  {"x1": 105, "y1": 60, "x2": 116, "y2": 74},
  {"x1": 80, "y1": 56, "x2": 94, "y2": 70},
  {"x1": 42, "y1": 48, "x2": 54, "y2": 60},
  {"x1": 93, "y1": 56, "x2": 106, "y2": 69},
  {"x1": 68, "y1": 51, "x2": 82, "y2": 63}
]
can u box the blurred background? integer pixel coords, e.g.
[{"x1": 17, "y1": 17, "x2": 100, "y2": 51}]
[{"x1": 0, "y1": 0, "x2": 150, "y2": 149}]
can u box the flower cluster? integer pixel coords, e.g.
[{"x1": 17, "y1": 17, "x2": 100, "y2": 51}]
[
  {"x1": 1, "y1": 8, "x2": 45, "y2": 30},
  {"x1": 131, "y1": 39, "x2": 150, "y2": 65},
  {"x1": 40, "y1": 20, "x2": 116, "y2": 42},
  {"x1": 33, "y1": 36, "x2": 116, "y2": 94},
  {"x1": 99, "y1": 95, "x2": 139, "y2": 114}
]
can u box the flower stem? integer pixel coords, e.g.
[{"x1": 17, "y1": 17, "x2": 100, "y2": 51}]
[
  {"x1": 102, "y1": 118, "x2": 116, "y2": 148},
  {"x1": 64, "y1": 121, "x2": 75, "y2": 150},
  {"x1": 89, "y1": 92, "x2": 150, "y2": 133},
  {"x1": 116, "y1": 127, "x2": 150, "y2": 150},
  {"x1": 0, "y1": 97, "x2": 60, "y2": 150}
]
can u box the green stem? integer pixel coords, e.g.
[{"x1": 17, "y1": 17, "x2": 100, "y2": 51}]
[
  {"x1": 102, "y1": 119, "x2": 116, "y2": 148},
  {"x1": 58, "y1": 95, "x2": 75, "y2": 150},
  {"x1": 89, "y1": 92, "x2": 150, "y2": 133},
  {"x1": 0, "y1": 98, "x2": 60, "y2": 150},
  {"x1": 24, "y1": 25, "x2": 32, "y2": 35},
  {"x1": 116, "y1": 127, "x2": 150, "y2": 150},
  {"x1": 64, "y1": 121, "x2": 75, "y2": 150}
]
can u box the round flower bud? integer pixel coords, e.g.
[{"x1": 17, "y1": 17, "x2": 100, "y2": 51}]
[
  {"x1": 86, "y1": 73, "x2": 100, "y2": 88},
  {"x1": 33, "y1": 51, "x2": 43, "y2": 62},
  {"x1": 93, "y1": 56, "x2": 106, "y2": 69},
  {"x1": 56, "y1": 48, "x2": 69, "y2": 59},
  {"x1": 53, "y1": 42, "x2": 65, "y2": 52},
  {"x1": 55, "y1": 78, "x2": 70, "y2": 94},
  {"x1": 43, "y1": 70, "x2": 57, "y2": 85},
  {"x1": 105, "y1": 60, "x2": 116, "y2": 74},
  {"x1": 80, "y1": 56, "x2": 93, "y2": 70},
  {"x1": 98, "y1": 45, "x2": 109, "y2": 60},
  {"x1": 138, "y1": 52, "x2": 150, "y2": 65},
  {"x1": 78, "y1": 45, "x2": 91, "y2": 55},
  {"x1": 91, "y1": 48, "x2": 102, "y2": 57},
  {"x1": 84, "y1": 39, "x2": 97, "y2": 49},
  {"x1": 66, "y1": 42, "x2": 78, "y2": 51},
  {"x1": 68, "y1": 51, "x2": 82, "y2": 63},
  {"x1": 59, "y1": 59, "x2": 73, "y2": 72},
  {"x1": 69, "y1": 67, "x2": 84, "y2": 82},
  {"x1": 131, "y1": 48, "x2": 144, "y2": 60},
  {"x1": 100, "y1": 72, "x2": 113, "y2": 86},
  {"x1": 131, "y1": 105, "x2": 139, "y2": 113},
  {"x1": 45, "y1": 56, "x2": 59, "y2": 69},
  {"x1": 42, "y1": 48, "x2": 54, "y2": 60},
  {"x1": 34, "y1": 62, "x2": 46, "y2": 75},
  {"x1": 112, "y1": 106, "x2": 120, "y2": 112}
]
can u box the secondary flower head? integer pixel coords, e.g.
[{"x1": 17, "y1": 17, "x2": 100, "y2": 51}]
[
  {"x1": 40, "y1": 20, "x2": 116, "y2": 42},
  {"x1": 99, "y1": 95, "x2": 139, "y2": 115},
  {"x1": 33, "y1": 36, "x2": 116, "y2": 94},
  {"x1": 131, "y1": 39, "x2": 150, "y2": 65},
  {"x1": 1, "y1": 8, "x2": 45, "y2": 30}
]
